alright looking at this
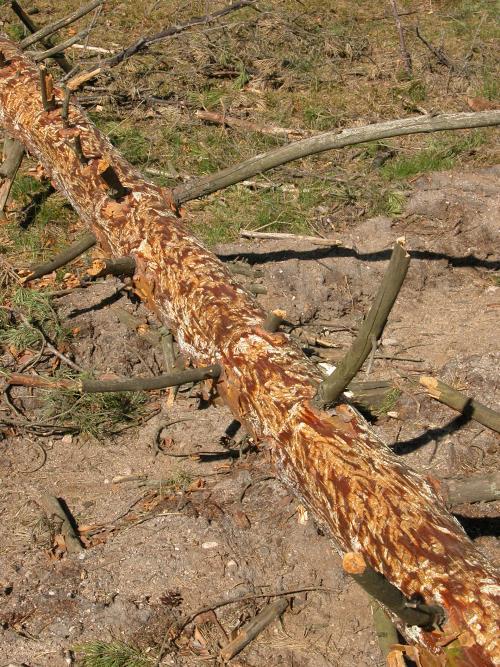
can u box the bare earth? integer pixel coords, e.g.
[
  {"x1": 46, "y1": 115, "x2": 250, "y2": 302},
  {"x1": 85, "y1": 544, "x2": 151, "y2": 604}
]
[{"x1": 0, "y1": 165, "x2": 498, "y2": 666}]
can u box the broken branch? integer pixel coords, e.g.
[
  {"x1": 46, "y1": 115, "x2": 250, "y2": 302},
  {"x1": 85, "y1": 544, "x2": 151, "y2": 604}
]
[
  {"x1": 240, "y1": 229, "x2": 342, "y2": 246},
  {"x1": 0, "y1": 135, "x2": 25, "y2": 218},
  {"x1": 220, "y1": 598, "x2": 289, "y2": 661},
  {"x1": 86, "y1": 256, "x2": 136, "y2": 279},
  {"x1": 441, "y1": 471, "x2": 500, "y2": 506},
  {"x1": 315, "y1": 242, "x2": 410, "y2": 406},
  {"x1": 20, "y1": 0, "x2": 104, "y2": 50},
  {"x1": 343, "y1": 552, "x2": 444, "y2": 629},
  {"x1": 24, "y1": 230, "x2": 97, "y2": 281},
  {"x1": 419, "y1": 376, "x2": 500, "y2": 434},
  {"x1": 415, "y1": 26, "x2": 455, "y2": 70},
  {"x1": 172, "y1": 111, "x2": 500, "y2": 205},
  {"x1": 3, "y1": 365, "x2": 221, "y2": 393}
]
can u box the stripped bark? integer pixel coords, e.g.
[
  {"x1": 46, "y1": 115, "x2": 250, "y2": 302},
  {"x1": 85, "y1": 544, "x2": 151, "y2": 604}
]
[{"x1": 0, "y1": 39, "x2": 498, "y2": 666}]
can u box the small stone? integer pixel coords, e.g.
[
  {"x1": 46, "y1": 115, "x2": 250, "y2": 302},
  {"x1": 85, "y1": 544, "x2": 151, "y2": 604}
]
[
  {"x1": 201, "y1": 541, "x2": 218, "y2": 550},
  {"x1": 60, "y1": 434, "x2": 73, "y2": 445}
]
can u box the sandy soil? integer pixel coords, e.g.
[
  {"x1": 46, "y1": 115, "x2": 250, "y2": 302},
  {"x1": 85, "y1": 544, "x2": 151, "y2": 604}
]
[{"x1": 0, "y1": 166, "x2": 498, "y2": 666}]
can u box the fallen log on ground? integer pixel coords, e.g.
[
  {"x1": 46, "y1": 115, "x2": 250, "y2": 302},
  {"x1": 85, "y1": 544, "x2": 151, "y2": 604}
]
[{"x1": 0, "y1": 38, "x2": 498, "y2": 666}]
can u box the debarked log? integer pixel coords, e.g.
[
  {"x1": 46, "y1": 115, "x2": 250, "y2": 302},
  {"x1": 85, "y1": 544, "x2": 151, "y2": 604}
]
[{"x1": 0, "y1": 38, "x2": 497, "y2": 666}]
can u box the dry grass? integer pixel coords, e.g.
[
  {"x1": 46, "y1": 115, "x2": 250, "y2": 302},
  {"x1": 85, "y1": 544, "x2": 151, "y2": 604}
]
[{"x1": 1, "y1": 0, "x2": 498, "y2": 251}]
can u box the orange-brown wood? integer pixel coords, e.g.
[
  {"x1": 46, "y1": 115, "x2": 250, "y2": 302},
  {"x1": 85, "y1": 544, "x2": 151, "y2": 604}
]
[{"x1": 0, "y1": 37, "x2": 498, "y2": 665}]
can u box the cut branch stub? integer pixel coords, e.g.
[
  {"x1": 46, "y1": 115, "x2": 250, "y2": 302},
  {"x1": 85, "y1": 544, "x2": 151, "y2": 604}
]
[
  {"x1": 39, "y1": 64, "x2": 56, "y2": 112},
  {"x1": 0, "y1": 38, "x2": 498, "y2": 665},
  {"x1": 343, "y1": 552, "x2": 445, "y2": 629}
]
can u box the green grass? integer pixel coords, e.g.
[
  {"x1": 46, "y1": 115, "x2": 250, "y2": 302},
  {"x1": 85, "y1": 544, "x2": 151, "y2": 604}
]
[
  {"x1": 76, "y1": 640, "x2": 154, "y2": 667},
  {"x1": 103, "y1": 123, "x2": 152, "y2": 165},
  {"x1": 193, "y1": 181, "x2": 327, "y2": 246},
  {"x1": 43, "y1": 381, "x2": 148, "y2": 439},
  {"x1": 373, "y1": 388, "x2": 401, "y2": 417},
  {"x1": 0, "y1": 287, "x2": 67, "y2": 350},
  {"x1": 381, "y1": 132, "x2": 486, "y2": 181}
]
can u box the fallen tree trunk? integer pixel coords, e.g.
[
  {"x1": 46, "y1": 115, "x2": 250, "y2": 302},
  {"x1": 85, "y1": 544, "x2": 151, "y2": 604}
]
[{"x1": 0, "y1": 38, "x2": 498, "y2": 666}]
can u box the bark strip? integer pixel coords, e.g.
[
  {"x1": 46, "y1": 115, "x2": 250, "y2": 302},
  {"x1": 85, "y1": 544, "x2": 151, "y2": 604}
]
[{"x1": 0, "y1": 39, "x2": 498, "y2": 666}]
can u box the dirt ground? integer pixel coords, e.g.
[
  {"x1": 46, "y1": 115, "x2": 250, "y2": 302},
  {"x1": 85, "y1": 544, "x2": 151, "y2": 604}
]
[
  {"x1": 1, "y1": 165, "x2": 499, "y2": 666},
  {"x1": 0, "y1": 0, "x2": 499, "y2": 665}
]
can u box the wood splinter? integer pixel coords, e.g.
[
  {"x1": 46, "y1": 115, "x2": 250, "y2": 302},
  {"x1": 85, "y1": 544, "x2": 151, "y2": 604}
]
[{"x1": 39, "y1": 64, "x2": 56, "y2": 112}]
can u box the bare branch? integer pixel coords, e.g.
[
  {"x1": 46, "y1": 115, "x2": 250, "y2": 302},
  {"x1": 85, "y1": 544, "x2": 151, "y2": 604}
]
[
  {"x1": 220, "y1": 599, "x2": 289, "y2": 661},
  {"x1": 172, "y1": 111, "x2": 500, "y2": 205},
  {"x1": 20, "y1": 0, "x2": 104, "y2": 50},
  {"x1": 4, "y1": 365, "x2": 221, "y2": 393},
  {"x1": 24, "y1": 230, "x2": 97, "y2": 281},
  {"x1": 240, "y1": 229, "x2": 342, "y2": 247},
  {"x1": 419, "y1": 376, "x2": 500, "y2": 434},
  {"x1": 343, "y1": 552, "x2": 444, "y2": 629},
  {"x1": 31, "y1": 27, "x2": 91, "y2": 63},
  {"x1": 315, "y1": 242, "x2": 410, "y2": 406},
  {"x1": 10, "y1": 0, "x2": 73, "y2": 73}
]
